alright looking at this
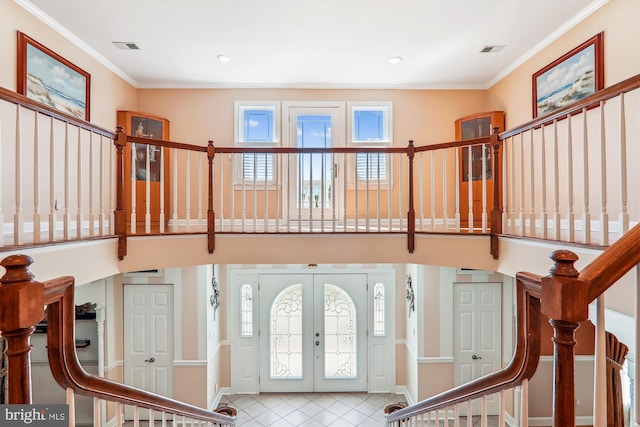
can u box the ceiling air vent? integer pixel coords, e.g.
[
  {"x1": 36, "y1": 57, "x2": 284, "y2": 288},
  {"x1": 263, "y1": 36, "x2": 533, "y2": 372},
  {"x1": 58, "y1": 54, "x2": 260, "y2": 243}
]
[
  {"x1": 480, "y1": 45, "x2": 505, "y2": 53},
  {"x1": 112, "y1": 41, "x2": 140, "y2": 50}
]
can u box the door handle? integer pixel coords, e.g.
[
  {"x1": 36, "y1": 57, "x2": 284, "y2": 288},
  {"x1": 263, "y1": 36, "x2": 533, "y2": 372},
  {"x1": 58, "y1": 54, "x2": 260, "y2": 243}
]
[
  {"x1": 315, "y1": 341, "x2": 320, "y2": 346},
  {"x1": 472, "y1": 354, "x2": 482, "y2": 360},
  {"x1": 145, "y1": 357, "x2": 156, "y2": 363}
]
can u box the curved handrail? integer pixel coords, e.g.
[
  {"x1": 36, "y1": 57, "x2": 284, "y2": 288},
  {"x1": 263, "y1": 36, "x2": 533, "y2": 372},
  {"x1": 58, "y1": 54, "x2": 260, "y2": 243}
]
[
  {"x1": 385, "y1": 273, "x2": 542, "y2": 423},
  {"x1": 43, "y1": 276, "x2": 236, "y2": 425}
]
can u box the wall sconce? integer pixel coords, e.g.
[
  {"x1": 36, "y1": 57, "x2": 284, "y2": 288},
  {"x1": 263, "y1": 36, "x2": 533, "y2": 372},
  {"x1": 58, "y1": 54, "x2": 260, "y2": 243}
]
[
  {"x1": 210, "y1": 276, "x2": 221, "y2": 320},
  {"x1": 406, "y1": 274, "x2": 415, "y2": 317}
]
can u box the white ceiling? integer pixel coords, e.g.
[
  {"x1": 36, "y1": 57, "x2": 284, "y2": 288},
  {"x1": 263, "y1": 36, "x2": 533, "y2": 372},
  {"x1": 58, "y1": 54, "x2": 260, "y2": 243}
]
[{"x1": 21, "y1": 0, "x2": 607, "y2": 89}]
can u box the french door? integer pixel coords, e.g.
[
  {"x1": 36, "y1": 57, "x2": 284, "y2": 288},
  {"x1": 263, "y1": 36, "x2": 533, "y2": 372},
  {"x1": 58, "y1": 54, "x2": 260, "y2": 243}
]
[
  {"x1": 285, "y1": 104, "x2": 344, "y2": 225},
  {"x1": 259, "y1": 274, "x2": 367, "y2": 392}
]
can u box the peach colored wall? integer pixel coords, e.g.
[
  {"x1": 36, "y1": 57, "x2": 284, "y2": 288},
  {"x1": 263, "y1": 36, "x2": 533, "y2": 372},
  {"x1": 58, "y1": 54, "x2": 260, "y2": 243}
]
[
  {"x1": 174, "y1": 365, "x2": 208, "y2": 408},
  {"x1": 487, "y1": 0, "x2": 639, "y2": 130},
  {"x1": 418, "y1": 362, "x2": 454, "y2": 401},
  {"x1": 1, "y1": 1, "x2": 138, "y2": 129}
]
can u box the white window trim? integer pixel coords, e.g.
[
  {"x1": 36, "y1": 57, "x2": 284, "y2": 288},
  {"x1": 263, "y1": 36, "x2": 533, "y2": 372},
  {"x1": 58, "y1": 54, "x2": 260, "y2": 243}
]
[
  {"x1": 347, "y1": 101, "x2": 394, "y2": 190},
  {"x1": 233, "y1": 101, "x2": 281, "y2": 188}
]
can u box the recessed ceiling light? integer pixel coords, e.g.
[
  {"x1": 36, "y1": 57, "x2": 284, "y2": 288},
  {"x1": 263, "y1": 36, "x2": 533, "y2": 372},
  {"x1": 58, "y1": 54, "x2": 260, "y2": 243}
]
[
  {"x1": 112, "y1": 41, "x2": 140, "y2": 50},
  {"x1": 217, "y1": 55, "x2": 230, "y2": 63},
  {"x1": 389, "y1": 56, "x2": 403, "y2": 65},
  {"x1": 480, "y1": 45, "x2": 505, "y2": 53}
]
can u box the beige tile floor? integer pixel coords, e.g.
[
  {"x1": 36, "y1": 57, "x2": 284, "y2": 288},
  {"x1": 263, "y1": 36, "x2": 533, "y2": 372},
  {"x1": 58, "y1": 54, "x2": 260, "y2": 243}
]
[{"x1": 220, "y1": 392, "x2": 404, "y2": 426}]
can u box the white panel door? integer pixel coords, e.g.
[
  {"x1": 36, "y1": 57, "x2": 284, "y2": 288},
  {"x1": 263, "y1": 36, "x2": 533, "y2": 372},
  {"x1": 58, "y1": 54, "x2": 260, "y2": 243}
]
[
  {"x1": 258, "y1": 274, "x2": 366, "y2": 392},
  {"x1": 453, "y1": 282, "x2": 501, "y2": 415},
  {"x1": 124, "y1": 285, "x2": 173, "y2": 419}
]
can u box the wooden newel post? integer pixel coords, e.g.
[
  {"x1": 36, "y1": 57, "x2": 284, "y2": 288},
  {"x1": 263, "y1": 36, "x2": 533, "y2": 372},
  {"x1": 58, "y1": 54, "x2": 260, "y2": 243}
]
[
  {"x1": 406, "y1": 140, "x2": 415, "y2": 253},
  {"x1": 541, "y1": 249, "x2": 589, "y2": 427},
  {"x1": 0, "y1": 255, "x2": 44, "y2": 403},
  {"x1": 490, "y1": 127, "x2": 502, "y2": 259},
  {"x1": 115, "y1": 126, "x2": 127, "y2": 260},
  {"x1": 207, "y1": 140, "x2": 216, "y2": 254}
]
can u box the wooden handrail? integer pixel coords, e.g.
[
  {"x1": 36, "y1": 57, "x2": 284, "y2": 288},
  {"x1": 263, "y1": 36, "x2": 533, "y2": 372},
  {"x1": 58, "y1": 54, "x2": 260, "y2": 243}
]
[
  {"x1": 0, "y1": 86, "x2": 115, "y2": 138},
  {"x1": 42, "y1": 273, "x2": 236, "y2": 424},
  {"x1": 500, "y1": 74, "x2": 640, "y2": 140},
  {"x1": 581, "y1": 223, "x2": 640, "y2": 302},
  {"x1": 385, "y1": 272, "x2": 542, "y2": 423}
]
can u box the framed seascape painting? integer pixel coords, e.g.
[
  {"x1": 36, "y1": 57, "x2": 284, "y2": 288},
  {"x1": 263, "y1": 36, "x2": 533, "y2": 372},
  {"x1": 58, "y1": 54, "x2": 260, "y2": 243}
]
[
  {"x1": 532, "y1": 32, "x2": 603, "y2": 118},
  {"x1": 17, "y1": 31, "x2": 91, "y2": 121}
]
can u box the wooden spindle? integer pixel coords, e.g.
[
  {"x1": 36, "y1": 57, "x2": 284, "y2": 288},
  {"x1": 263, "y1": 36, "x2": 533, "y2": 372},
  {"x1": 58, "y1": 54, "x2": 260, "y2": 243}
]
[
  {"x1": 145, "y1": 144, "x2": 151, "y2": 233},
  {"x1": 430, "y1": 150, "x2": 436, "y2": 231},
  {"x1": 519, "y1": 133, "x2": 525, "y2": 237},
  {"x1": 76, "y1": 126, "x2": 83, "y2": 239},
  {"x1": 160, "y1": 145, "x2": 166, "y2": 233},
  {"x1": 540, "y1": 124, "x2": 548, "y2": 240}
]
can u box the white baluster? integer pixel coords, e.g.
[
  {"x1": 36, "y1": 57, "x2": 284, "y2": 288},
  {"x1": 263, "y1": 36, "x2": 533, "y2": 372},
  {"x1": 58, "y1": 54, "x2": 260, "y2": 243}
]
[
  {"x1": 552, "y1": 120, "x2": 560, "y2": 240},
  {"x1": 467, "y1": 145, "x2": 473, "y2": 231},
  {"x1": 387, "y1": 153, "x2": 392, "y2": 230},
  {"x1": 528, "y1": 129, "x2": 536, "y2": 236},
  {"x1": 33, "y1": 112, "x2": 40, "y2": 243},
  {"x1": 162, "y1": 411, "x2": 167, "y2": 427},
  {"x1": 134, "y1": 406, "x2": 140, "y2": 427},
  {"x1": 467, "y1": 401, "x2": 473, "y2": 427},
  {"x1": 454, "y1": 403, "x2": 460, "y2": 427},
  {"x1": 93, "y1": 397, "x2": 100, "y2": 427},
  {"x1": 599, "y1": 100, "x2": 608, "y2": 245},
  {"x1": 173, "y1": 147, "x2": 179, "y2": 228},
  {"x1": 567, "y1": 113, "x2": 575, "y2": 242},
  {"x1": 89, "y1": 132, "x2": 95, "y2": 237},
  {"x1": 619, "y1": 93, "x2": 629, "y2": 235},
  {"x1": 0, "y1": 116, "x2": 4, "y2": 246},
  {"x1": 376, "y1": 152, "x2": 381, "y2": 231},
  {"x1": 398, "y1": 154, "x2": 403, "y2": 229},
  {"x1": 443, "y1": 148, "x2": 449, "y2": 230},
  {"x1": 218, "y1": 152, "x2": 225, "y2": 231},
  {"x1": 593, "y1": 295, "x2": 607, "y2": 427},
  {"x1": 66, "y1": 388, "x2": 75, "y2": 427},
  {"x1": 160, "y1": 145, "x2": 166, "y2": 233},
  {"x1": 64, "y1": 122, "x2": 71, "y2": 240},
  {"x1": 499, "y1": 390, "x2": 506, "y2": 427},
  {"x1": 505, "y1": 138, "x2": 511, "y2": 232},
  {"x1": 519, "y1": 133, "x2": 525, "y2": 236},
  {"x1": 99, "y1": 135, "x2": 106, "y2": 236},
  {"x1": 520, "y1": 379, "x2": 529, "y2": 427},
  {"x1": 186, "y1": 150, "x2": 192, "y2": 231},
  {"x1": 455, "y1": 148, "x2": 460, "y2": 231},
  {"x1": 265, "y1": 153, "x2": 270, "y2": 232},
  {"x1": 115, "y1": 403, "x2": 123, "y2": 427},
  {"x1": 145, "y1": 144, "x2": 151, "y2": 233},
  {"x1": 418, "y1": 152, "x2": 424, "y2": 230},
  {"x1": 430, "y1": 150, "x2": 436, "y2": 231},
  {"x1": 582, "y1": 108, "x2": 591, "y2": 244},
  {"x1": 365, "y1": 152, "x2": 370, "y2": 231},
  {"x1": 198, "y1": 150, "x2": 203, "y2": 228},
  {"x1": 130, "y1": 143, "x2": 137, "y2": 234},
  {"x1": 109, "y1": 138, "x2": 115, "y2": 235},
  {"x1": 14, "y1": 106, "x2": 23, "y2": 245},
  {"x1": 481, "y1": 395, "x2": 487, "y2": 427},
  {"x1": 77, "y1": 126, "x2": 83, "y2": 239},
  {"x1": 481, "y1": 143, "x2": 488, "y2": 232},
  {"x1": 540, "y1": 124, "x2": 548, "y2": 240}
]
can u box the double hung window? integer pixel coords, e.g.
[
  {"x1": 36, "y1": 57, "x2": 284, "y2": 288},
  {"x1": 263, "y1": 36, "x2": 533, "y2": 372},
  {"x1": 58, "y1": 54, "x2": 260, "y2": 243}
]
[
  {"x1": 348, "y1": 102, "x2": 393, "y2": 186},
  {"x1": 234, "y1": 102, "x2": 280, "y2": 186}
]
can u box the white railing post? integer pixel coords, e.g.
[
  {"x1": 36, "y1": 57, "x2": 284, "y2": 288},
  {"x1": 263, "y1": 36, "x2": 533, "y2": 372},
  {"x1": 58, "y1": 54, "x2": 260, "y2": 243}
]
[
  {"x1": 33, "y1": 112, "x2": 41, "y2": 243},
  {"x1": 76, "y1": 127, "x2": 83, "y2": 239},
  {"x1": 467, "y1": 145, "x2": 473, "y2": 231},
  {"x1": 599, "y1": 101, "x2": 608, "y2": 245},
  {"x1": 443, "y1": 148, "x2": 449, "y2": 230},
  {"x1": 506, "y1": 137, "x2": 512, "y2": 233},
  {"x1": 130, "y1": 143, "x2": 137, "y2": 234},
  {"x1": 173, "y1": 147, "x2": 179, "y2": 227},
  {"x1": 540, "y1": 124, "x2": 548, "y2": 240},
  {"x1": 528, "y1": 129, "x2": 536, "y2": 237},
  {"x1": 618, "y1": 93, "x2": 629, "y2": 235},
  {"x1": 520, "y1": 379, "x2": 529, "y2": 427},
  {"x1": 582, "y1": 108, "x2": 591, "y2": 244},
  {"x1": 482, "y1": 143, "x2": 488, "y2": 232},
  {"x1": 160, "y1": 146, "x2": 166, "y2": 233},
  {"x1": 567, "y1": 113, "x2": 575, "y2": 242},
  {"x1": 519, "y1": 133, "x2": 525, "y2": 236},
  {"x1": 430, "y1": 151, "x2": 436, "y2": 231},
  {"x1": 89, "y1": 132, "x2": 95, "y2": 237},
  {"x1": 14, "y1": 106, "x2": 24, "y2": 245},
  {"x1": 66, "y1": 388, "x2": 75, "y2": 427},
  {"x1": 552, "y1": 120, "x2": 561, "y2": 240},
  {"x1": 145, "y1": 144, "x2": 151, "y2": 233},
  {"x1": 455, "y1": 148, "x2": 460, "y2": 231},
  {"x1": 418, "y1": 152, "x2": 424, "y2": 230},
  {"x1": 64, "y1": 122, "x2": 71, "y2": 240},
  {"x1": 187, "y1": 150, "x2": 192, "y2": 231}
]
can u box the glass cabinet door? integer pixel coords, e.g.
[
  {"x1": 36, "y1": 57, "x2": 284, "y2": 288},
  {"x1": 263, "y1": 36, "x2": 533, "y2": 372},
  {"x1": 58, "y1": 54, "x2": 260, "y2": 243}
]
[{"x1": 131, "y1": 116, "x2": 164, "y2": 182}]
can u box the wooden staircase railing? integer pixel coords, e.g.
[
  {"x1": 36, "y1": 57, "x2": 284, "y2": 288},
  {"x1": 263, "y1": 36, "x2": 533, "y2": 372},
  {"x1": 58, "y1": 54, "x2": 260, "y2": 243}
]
[
  {"x1": 0, "y1": 254, "x2": 236, "y2": 426},
  {"x1": 384, "y1": 269, "x2": 542, "y2": 424},
  {"x1": 386, "y1": 222, "x2": 640, "y2": 426}
]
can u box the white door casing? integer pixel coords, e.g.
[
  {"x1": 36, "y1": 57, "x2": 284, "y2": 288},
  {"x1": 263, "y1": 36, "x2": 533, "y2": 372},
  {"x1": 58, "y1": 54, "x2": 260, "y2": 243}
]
[
  {"x1": 453, "y1": 282, "x2": 502, "y2": 415},
  {"x1": 124, "y1": 285, "x2": 174, "y2": 419}
]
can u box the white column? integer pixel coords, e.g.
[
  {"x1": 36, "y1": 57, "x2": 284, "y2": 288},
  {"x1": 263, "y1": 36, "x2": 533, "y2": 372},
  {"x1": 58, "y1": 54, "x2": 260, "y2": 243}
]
[{"x1": 593, "y1": 295, "x2": 607, "y2": 427}]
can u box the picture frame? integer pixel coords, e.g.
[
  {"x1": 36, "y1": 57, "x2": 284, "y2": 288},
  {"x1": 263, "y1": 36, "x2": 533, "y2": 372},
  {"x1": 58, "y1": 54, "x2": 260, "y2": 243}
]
[
  {"x1": 532, "y1": 32, "x2": 603, "y2": 118},
  {"x1": 17, "y1": 31, "x2": 91, "y2": 121}
]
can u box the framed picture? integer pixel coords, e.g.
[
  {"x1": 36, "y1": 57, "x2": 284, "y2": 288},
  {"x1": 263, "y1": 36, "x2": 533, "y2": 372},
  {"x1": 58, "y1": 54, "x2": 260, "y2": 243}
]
[
  {"x1": 532, "y1": 32, "x2": 603, "y2": 118},
  {"x1": 17, "y1": 31, "x2": 91, "y2": 121}
]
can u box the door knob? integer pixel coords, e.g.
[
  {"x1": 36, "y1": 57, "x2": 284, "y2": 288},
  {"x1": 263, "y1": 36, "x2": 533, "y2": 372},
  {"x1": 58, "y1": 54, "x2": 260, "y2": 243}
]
[
  {"x1": 145, "y1": 357, "x2": 156, "y2": 363},
  {"x1": 315, "y1": 341, "x2": 320, "y2": 346},
  {"x1": 472, "y1": 354, "x2": 482, "y2": 360}
]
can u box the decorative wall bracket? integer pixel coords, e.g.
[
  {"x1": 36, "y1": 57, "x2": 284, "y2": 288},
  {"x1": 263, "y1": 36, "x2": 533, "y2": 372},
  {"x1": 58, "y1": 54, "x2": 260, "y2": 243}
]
[
  {"x1": 406, "y1": 274, "x2": 415, "y2": 317},
  {"x1": 210, "y1": 276, "x2": 221, "y2": 320}
]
